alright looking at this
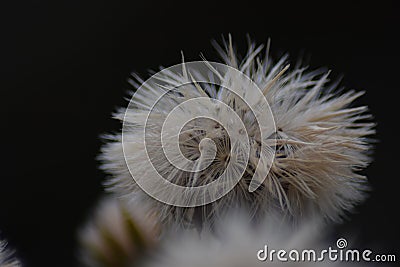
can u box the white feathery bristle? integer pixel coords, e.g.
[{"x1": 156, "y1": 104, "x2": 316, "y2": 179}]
[{"x1": 0, "y1": 239, "x2": 21, "y2": 267}]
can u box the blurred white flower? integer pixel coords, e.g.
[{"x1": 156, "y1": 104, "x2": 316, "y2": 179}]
[
  {"x1": 100, "y1": 36, "x2": 375, "y2": 229},
  {"x1": 78, "y1": 197, "x2": 159, "y2": 267},
  {"x1": 0, "y1": 239, "x2": 21, "y2": 267},
  {"x1": 142, "y1": 212, "x2": 361, "y2": 267}
]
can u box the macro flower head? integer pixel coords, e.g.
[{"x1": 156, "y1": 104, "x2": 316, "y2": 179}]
[
  {"x1": 142, "y1": 212, "x2": 364, "y2": 267},
  {"x1": 78, "y1": 197, "x2": 159, "y2": 267},
  {"x1": 100, "y1": 36, "x2": 375, "y2": 229}
]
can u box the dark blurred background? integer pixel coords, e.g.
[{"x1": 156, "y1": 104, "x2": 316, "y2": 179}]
[{"x1": 1, "y1": 1, "x2": 399, "y2": 266}]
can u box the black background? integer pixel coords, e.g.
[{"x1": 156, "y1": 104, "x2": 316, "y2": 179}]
[{"x1": 1, "y1": 1, "x2": 399, "y2": 266}]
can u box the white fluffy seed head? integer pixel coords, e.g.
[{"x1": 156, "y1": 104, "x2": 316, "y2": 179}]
[
  {"x1": 0, "y1": 239, "x2": 21, "y2": 267},
  {"x1": 142, "y1": 212, "x2": 358, "y2": 267},
  {"x1": 78, "y1": 197, "x2": 159, "y2": 267},
  {"x1": 99, "y1": 37, "x2": 375, "y2": 229}
]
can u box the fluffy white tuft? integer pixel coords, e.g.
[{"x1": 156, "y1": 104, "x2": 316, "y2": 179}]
[
  {"x1": 78, "y1": 197, "x2": 159, "y2": 267},
  {"x1": 100, "y1": 36, "x2": 375, "y2": 229},
  {"x1": 142, "y1": 212, "x2": 361, "y2": 267}
]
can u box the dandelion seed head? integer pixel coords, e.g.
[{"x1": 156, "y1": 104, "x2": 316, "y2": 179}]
[
  {"x1": 78, "y1": 197, "x2": 159, "y2": 267},
  {"x1": 142, "y1": 212, "x2": 357, "y2": 267},
  {"x1": 100, "y1": 36, "x2": 375, "y2": 229}
]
